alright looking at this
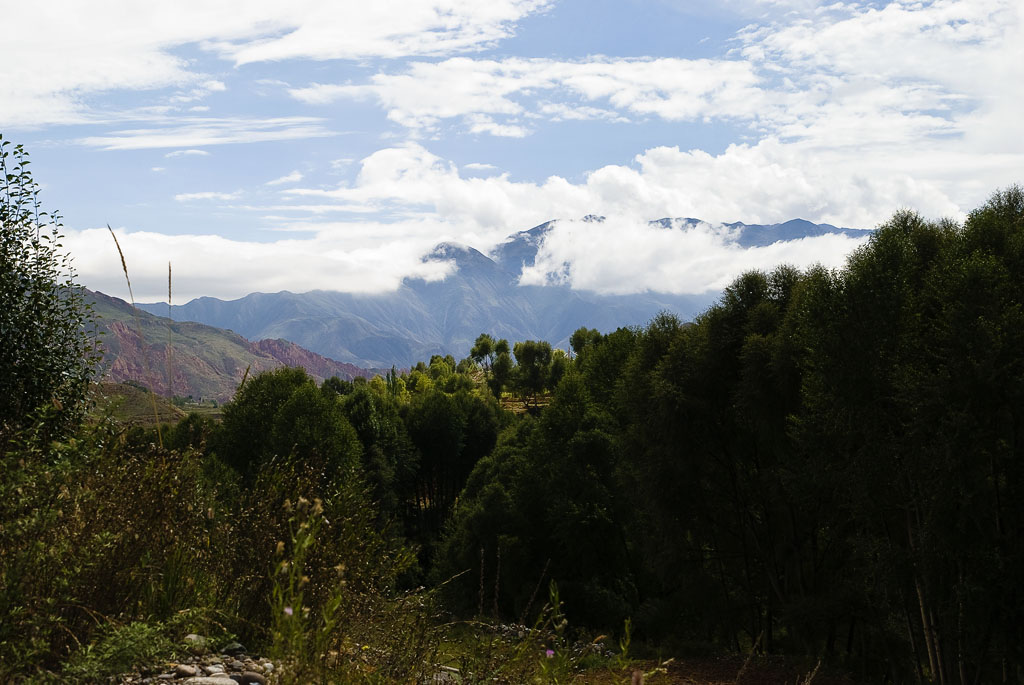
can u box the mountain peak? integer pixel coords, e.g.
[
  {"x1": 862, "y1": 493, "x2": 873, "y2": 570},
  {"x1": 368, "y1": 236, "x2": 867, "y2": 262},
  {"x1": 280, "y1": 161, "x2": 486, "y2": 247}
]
[{"x1": 426, "y1": 242, "x2": 503, "y2": 272}]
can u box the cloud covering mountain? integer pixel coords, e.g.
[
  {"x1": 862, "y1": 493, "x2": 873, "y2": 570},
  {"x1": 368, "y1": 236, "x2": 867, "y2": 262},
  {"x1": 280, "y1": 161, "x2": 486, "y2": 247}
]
[{"x1": 136, "y1": 218, "x2": 870, "y2": 367}]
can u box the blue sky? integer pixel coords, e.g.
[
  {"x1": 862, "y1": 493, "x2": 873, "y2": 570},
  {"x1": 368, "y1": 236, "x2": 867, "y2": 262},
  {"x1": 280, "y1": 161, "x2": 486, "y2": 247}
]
[{"x1": 2, "y1": 0, "x2": 1020, "y2": 301}]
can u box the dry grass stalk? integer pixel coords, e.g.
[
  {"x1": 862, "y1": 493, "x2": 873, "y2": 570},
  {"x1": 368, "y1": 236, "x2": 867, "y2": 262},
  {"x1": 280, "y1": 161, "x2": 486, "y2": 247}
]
[
  {"x1": 107, "y1": 225, "x2": 163, "y2": 447},
  {"x1": 166, "y1": 261, "x2": 173, "y2": 401}
]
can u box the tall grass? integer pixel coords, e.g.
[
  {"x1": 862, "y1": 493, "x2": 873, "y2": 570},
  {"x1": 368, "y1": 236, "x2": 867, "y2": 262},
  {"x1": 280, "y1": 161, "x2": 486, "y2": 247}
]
[
  {"x1": 106, "y1": 225, "x2": 162, "y2": 446},
  {"x1": 166, "y1": 261, "x2": 174, "y2": 403}
]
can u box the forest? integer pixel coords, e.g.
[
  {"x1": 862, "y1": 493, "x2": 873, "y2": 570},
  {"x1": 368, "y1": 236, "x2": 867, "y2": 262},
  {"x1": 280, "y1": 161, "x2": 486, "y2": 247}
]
[{"x1": 3, "y1": 132, "x2": 1024, "y2": 683}]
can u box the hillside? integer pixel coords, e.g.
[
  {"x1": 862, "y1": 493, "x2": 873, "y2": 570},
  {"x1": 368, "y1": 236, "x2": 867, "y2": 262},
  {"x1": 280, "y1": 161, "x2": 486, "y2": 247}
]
[
  {"x1": 90, "y1": 290, "x2": 378, "y2": 402},
  {"x1": 89, "y1": 381, "x2": 188, "y2": 426}
]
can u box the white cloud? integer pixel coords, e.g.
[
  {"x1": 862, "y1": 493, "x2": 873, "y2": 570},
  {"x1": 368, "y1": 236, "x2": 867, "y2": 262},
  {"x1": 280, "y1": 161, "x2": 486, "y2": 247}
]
[
  {"x1": 286, "y1": 140, "x2": 963, "y2": 235},
  {"x1": 10, "y1": 0, "x2": 1023, "y2": 303},
  {"x1": 211, "y1": 1, "x2": 552, "y2": 65},
  {"x1": 68, "y1": 224, "x2": 456, "y2": 302},
  {"x1": 266, "y1": 170, "x2": 304, "y2": 186},
  {"x1": 165, "y1": 149, "x2": 211, "y2": 158},
  {"x1": 174, "y1": 191, "x2": 242, "y2": 202},
  {"x1": 65, "y1": 124, "x2": 988, "y2": 300},
  {"x1": 290, "y1": 56, "x2": 764, "y2": 134},
  {"x1": 170, "y1": 79, "x2": 227, "y2": 104},
  {"x1": 286, "y1": 0, "x2": 1022, "y2": 155},
  {"x1": 0, "y1": 1, "x2": 550, "y2": 127},
  {"x1": 465, "y1": 114, "x2": 530, "y2": 138},
  {"x1": 735, "y1": 0, "x2": 1024, "y2": 147},
  {"x1": 79, "y1": 117, "x2": 334, "y2": 150},
  {"x1": 519, "y1": 217, "x2": 870, "y2": 295}
]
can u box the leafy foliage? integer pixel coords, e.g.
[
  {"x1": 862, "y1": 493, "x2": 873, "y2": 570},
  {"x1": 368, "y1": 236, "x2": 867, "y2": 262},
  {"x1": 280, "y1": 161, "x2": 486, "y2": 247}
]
[{"x1": 0, "y1": 135, "x2": 100, "y2": 439}]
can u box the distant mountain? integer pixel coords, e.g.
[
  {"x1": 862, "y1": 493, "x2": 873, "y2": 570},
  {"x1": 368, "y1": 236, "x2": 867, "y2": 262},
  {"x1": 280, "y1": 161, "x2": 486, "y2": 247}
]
[
  {"x1": 90, "y1": 291, "x2": 378, "y2": 402},
  {"x1": 138, "y1": 217, "x2": 868, "y2": 368}
]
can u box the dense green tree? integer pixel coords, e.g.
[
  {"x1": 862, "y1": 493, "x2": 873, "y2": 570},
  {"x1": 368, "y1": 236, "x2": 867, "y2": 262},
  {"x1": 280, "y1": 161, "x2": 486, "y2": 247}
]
[
  {"x1": 512, "y1": 339, "x2": 552, "y2": 405},
  {"x1": 321, "y1": 376, "x2": 353, "y2": 397},
  {"x1": 569, "y1": 327, "x2": 602, "y2": 357},
  {"x1": 548, "y1": 348, "x2": 569, "y2": 389},
  {"x1": 489, "y1": 349, "x2": 513, "y2": 398},
  {"x1": 404, "y1": 389, "x2": 467, "y2": 533},
  {"x1": 792, "y1": 191, "x2": 1024, "y2": 681},
  {"x1": 217, "y1": 367, "x2": 310, "y2": 475},
  {"x1": 269, "y1": 383, "x2": 361, "y2": 481},
  {"x1": 438, "y1": 368, "x2": 630, "y2": 625},
  {"x1": 470, "y1": 333, "x2": 496, "y2": 370},
  {"x1": 574, "y1": 326, "x2": 636, "y2": 409},
  {"x1": 0, "y1": 136, "x2": 100, "y2": 438},
  {"x1": 340, "y1": 383, "x2": 417, "y2": 524},
  {"x1": 217, "y1": 367, "x2": 360, "y2": 483}
]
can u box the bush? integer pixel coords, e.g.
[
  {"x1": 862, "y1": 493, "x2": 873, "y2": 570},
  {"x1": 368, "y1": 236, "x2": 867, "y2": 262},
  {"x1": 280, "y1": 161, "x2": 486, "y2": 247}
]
[{"x1": 0, "y1": 419, "x2": 228, "y2": 679}]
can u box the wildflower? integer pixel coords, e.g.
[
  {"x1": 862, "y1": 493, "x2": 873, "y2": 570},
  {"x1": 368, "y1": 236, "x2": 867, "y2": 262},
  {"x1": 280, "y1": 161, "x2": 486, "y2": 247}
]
[
  {"x1": 284, "y1": 606, "x2": 293, "y2": 616},
  {"x1": 546, "y1": 649, "x2": 555, "y2": 658}
]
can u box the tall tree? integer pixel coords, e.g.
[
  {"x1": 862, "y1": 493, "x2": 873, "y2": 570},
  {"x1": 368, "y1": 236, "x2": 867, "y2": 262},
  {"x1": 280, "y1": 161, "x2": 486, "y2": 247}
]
[
  {"x1": 513, "y1": 340, "x2": 552, "y2": 406},
  {"x1": 0, "y1": 136, "x2": 100, "y2": 438}
]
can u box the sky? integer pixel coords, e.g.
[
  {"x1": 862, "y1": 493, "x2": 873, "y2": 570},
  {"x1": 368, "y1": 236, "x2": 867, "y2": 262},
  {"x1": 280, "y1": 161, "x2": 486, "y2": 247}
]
[{"x1": 1, "y1": 0, "x2": 1021, "y2": 302}]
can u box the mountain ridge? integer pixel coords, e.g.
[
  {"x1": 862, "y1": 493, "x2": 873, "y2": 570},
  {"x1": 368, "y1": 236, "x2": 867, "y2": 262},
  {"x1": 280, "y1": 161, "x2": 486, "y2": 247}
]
[{"x1": 137, "y1": 217, "x2": 868, "y2": 368}]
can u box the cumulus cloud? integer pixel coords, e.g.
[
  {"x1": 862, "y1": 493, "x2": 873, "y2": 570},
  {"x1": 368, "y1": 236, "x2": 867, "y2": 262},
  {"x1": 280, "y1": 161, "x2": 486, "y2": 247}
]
[{"x1": 286, "y1": 140, "x2": 962, "y2": 235}]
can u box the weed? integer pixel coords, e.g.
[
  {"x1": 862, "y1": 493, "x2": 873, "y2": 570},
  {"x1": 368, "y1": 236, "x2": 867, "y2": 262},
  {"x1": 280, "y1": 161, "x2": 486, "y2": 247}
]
[{"x1": 64, "y1": 620, "x2": 176, "y2": 682}]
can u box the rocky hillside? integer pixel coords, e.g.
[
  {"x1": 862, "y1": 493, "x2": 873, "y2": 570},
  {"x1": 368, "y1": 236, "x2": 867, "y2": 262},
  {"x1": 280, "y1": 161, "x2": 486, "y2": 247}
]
[{"x1": 90, "y1": 291, "x2": 378, "y2": 402}]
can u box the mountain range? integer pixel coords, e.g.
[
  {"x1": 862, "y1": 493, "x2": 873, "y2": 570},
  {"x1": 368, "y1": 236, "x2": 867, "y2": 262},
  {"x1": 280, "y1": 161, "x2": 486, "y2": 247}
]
[
  {"x1": 136, "y1": 217, "x2": 868, "y2": 368},
  {"x1": 89, "y1": 290, "x2": 379, "y2": 402}
]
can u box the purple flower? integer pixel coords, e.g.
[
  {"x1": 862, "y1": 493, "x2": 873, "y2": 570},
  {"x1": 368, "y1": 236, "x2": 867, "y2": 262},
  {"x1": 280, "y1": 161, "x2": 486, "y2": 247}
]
[
  {"x1": 546, "y1": 649, "x2": 555, "y2": 658},
  {"x1": 284, "y1": 606, "x2": 293, "y2": 616}
]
